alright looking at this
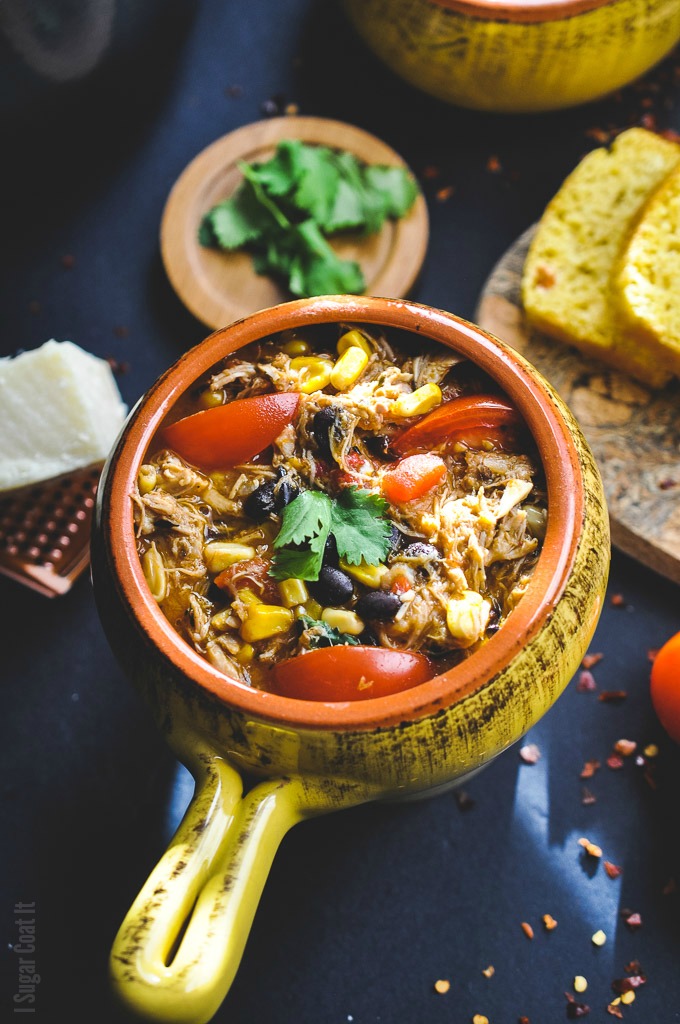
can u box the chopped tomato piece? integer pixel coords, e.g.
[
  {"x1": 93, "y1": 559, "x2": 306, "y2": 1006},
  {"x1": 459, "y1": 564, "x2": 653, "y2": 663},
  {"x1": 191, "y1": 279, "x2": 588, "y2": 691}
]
[
  {"x1": 271, "y1": 645, "x2": 434, "y2": 701},
  {"x1": 390, "y1": 574, "x2": 413, "y2": 596},
  {"x1": 214, "y1": 557, "x2": 279, "y2": 603},
  {"x1": 392, "y1": 394, "x2": 520, "y2": 455},
  {"x1": 381, "y1": 454, "x2": 447, "y2": 503},
  {"x1": 162, "y1": 392, "x2": 300, "y2": 470}
]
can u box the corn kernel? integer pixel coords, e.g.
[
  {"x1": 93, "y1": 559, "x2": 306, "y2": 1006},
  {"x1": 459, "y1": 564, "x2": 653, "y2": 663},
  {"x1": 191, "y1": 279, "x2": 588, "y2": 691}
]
[
  {"x1": 304, "y1": 598, "x2": 323, "y2": 620},
  {"x1": 321, "y1": 608, "x2": 365, "y2": 635},
  {"x1": 620, "y1": 991, "x2": 635, "y2": 1005},
  {"x1": 240, "y1": 605, "x2": 295, "y2": 642},
  {"x1": 282, "y1": 337, "x2": 311, "y2": 356},
  {"x1": 391, "y1": 383, "x2": 443, "y2": 418},
  {"x1": 290, "y1": 356, "x2": 333, "y2": 394},
  {"x1": 238, "y1": 588, "x2": 262, "y2": 607},
  {"x1": 236, "y1": 643, "x2": 255, "y2": 666},
  {"x1": 330, "y1": 346, "x2": 369, "y2": 391},
  {"x1": 142, "y1": 542, "x2": 167, "y2": 602},
  {"x1": 446, "y1": 590, "x2": 491, "y2": 647},
  {"x1": 339, "y1": 558, "x2": 388, "y2": 588},
  {"x1": 138, "y1": 464, "x2": 157, "y2": 495},
  {"x1": 199, "y1": 388, "x2": 225, "y2": 409},
  {"x1": 574, "y1": 976, "x2": 588, "y2": 993},
  {"x1": 591, "y1": 929, "x2": 606, "y2": 946},
  {"x1": 278, "y1": 578, "x2": 309, "y2": 608},
  {"x1": 337, "y1": 329, "x2": 372, "y2": 358},
  {"x1": 211, "y1": 608, "x2": 234, "y2": 631},
  {"x1": 204, "y1": 542, "x2": 256, "y2": 573}
]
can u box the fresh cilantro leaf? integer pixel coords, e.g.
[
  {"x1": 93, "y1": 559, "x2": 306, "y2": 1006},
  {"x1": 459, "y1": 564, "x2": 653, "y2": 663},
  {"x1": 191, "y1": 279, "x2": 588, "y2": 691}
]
[
  {"x1": 330, "y1": 487, "x2": 392, "y2": 566},
  {"x1": 274, "y1": 490, "x2": 332, "y2": 548},
  {"x1": 271, "y1": 491, "x2": 332, "y2": 581},
  {"x1": 298, "y1": 615, "x2": 361, "y2": 648},
  {"x1": 323, "y1": 176, "x2": 366, "y2": 233},
  {"x1": 290, "y1": 220, "x2": 365, "y2": 297},
  {"x1": 288, "y1": 144, "x2": 340, "y2": 227},
  {"x1": 203, "y1": 180, "x2": 275, "y2": 250},
  {"x1": 363, "y1": 165, "x2": 419, "y2": 218},
  {"x1": 198, "y1": 215, "x2": 217, "y2": 247},
  {"x1": 246, "y1": 139, "x2": 303, "y2": 196},
  {"x1": 331, "y1": 151, "x2": 389, "y2": 236}
]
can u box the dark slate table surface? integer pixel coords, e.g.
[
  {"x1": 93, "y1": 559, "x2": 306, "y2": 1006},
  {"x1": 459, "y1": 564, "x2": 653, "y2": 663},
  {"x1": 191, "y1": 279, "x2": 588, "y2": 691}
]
[{"x1": 2, "y1": 3, "x2": 679, "y2": 1021}]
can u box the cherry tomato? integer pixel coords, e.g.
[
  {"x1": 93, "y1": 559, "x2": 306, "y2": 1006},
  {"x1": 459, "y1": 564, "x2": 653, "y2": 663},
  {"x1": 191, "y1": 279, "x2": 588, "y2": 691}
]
[
  {"x1": 650, "y1": 630, "x2": 680, "y2": 742},
  {"x1": 392, "y1": 394, "x2": 520, "y2": 455},
  {"x1": 162, "y1": 392, "x2": 300, "y2": 470},
  {"x1": 271, "y1": 645, "x2": 434, "y2": 702},
  {"x1": 381, "y1": 453, "x2": 447, "y2": 503}
]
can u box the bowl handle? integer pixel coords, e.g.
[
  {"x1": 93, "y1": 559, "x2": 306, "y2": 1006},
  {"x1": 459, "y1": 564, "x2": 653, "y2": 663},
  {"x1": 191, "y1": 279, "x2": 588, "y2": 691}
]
[{"x1": 110, "y1": 745, "x2": 355, "y2": 1023}]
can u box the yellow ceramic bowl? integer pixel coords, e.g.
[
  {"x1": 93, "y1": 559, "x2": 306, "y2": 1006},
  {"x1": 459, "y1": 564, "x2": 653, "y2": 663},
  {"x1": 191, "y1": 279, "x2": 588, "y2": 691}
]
[
  {"x1": 343, "y1": 0, "x2": 680, "y2": 112},
  {"x1": 92, "y1": 296, "x2": 610, "y2": 1023}
]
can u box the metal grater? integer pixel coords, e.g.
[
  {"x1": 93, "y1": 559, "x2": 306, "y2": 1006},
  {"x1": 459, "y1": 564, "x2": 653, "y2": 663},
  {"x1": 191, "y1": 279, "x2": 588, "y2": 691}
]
[{"x1": 0, "y1": 465, "x2": 101, "y2": 597}]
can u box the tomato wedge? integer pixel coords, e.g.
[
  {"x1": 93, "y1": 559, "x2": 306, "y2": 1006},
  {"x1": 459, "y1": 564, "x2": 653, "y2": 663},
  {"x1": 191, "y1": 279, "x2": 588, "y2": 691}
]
[
  {"x1": 271, "y1": 645, "x2": 434, "y2": 702},
  {"x1": 162, "y1": 392, "x2": 300, "y2": 470},
  {"x1": 392, "y1": 394, "x2": 520, "y2": 455},
  {"x1": 381, "y1": 453, "x2": 447, "y2": 503}
]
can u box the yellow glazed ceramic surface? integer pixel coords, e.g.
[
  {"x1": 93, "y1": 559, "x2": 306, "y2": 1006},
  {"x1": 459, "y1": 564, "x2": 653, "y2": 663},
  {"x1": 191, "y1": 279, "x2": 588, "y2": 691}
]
[
  {"x1": 342, "y1": 0, "x2": 680, "y2": 112},
  {"x1": 92, "y1": 296, "x2": 610, "y2": 1023}
]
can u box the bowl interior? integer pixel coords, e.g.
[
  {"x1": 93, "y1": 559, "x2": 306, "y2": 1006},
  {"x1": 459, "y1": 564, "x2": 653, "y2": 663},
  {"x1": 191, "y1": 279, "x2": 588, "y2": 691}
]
[{"x1": 102, "y1": 296, "x2": 583, "y2": 730}]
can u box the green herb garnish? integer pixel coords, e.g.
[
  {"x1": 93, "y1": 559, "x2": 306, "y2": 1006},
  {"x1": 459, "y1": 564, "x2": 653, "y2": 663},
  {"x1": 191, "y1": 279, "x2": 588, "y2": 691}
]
[
  {"x1": 199, "y1": 139, "x2": 419, "y2": 299},
  {"x1": 270, "y1": 486, "x2": 392, "y2": 582},
  {"x1": 298, "y1": 615, "x2": 361, "y2": 649}
]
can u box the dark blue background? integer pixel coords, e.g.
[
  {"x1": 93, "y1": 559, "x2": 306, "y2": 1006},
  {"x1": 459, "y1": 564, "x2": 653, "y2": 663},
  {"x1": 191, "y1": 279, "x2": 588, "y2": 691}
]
[{"x1": 2, "y1": 2, "x2": 679, "y2": 1021}]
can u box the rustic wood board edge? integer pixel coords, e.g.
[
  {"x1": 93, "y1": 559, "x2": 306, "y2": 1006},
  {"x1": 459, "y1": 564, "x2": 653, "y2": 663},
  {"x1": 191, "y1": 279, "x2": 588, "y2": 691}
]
[{"x1": 475, "y1": 225, "x2": 680, "y2": 587}]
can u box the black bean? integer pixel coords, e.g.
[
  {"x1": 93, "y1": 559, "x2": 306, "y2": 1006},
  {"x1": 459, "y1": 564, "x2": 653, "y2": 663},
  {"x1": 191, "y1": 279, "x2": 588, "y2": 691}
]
[
  {"x1": 312, "y1": 407, "x2": 338, "y2": 459},
  {"x1": 276, "y1": 479, "x2": 299, "y2": 508},
  {"x1": 401, "y1": 542, "x2": 440, "y2": 561},
  {"x1": 323, "y1": 533, "x2": 339, "y2": 566},
  {"x1": 309, "y1": 565, "x2": 354, "y2": 606},
  {"x1": 243, "y1": 481, "x2": 277, "y2": 520},
  {"x1": 359, "y1": 626, "x2": 380, "y2": 646},
  {"x1": 363, "y1": 434, "x2": 394, "y2": 460},
  {"x1": 388, "y1": 524, "x2": 403, "y2": 553},
  {"x1": 356, "y1": 591, "x2": 402, "y2": 621}
]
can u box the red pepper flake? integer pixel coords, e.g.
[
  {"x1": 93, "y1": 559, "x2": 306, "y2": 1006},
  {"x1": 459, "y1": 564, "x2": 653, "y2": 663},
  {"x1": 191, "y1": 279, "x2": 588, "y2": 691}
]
[
  {"x1": 660, "y1": 128, "x2": 680, "y2": 143},
  {"x1": 565, "y1": 991, "x2": 590, "y2": 1017},
  {"x1": 606, "y1": 755, "x2": 625, "y2": 770},
  {"x1": 105, "y1": 356, "x2": 131, "y2": 375},
  {"x1": 576, "y1": 670, "x2": 597, "y2": 693},
  {"x1": 604, "y1": 861, "x2": 623, "y2": 879},
  {"x1": 518, "y1": 1018, "x2": 531, "y2": 1024},
  {"x1": 614, "y1": 738, "x2": 636, "y2": 757},
  {"x1": 60, "y1": 253, "x2": 75, "y2": 269},
  {"x1": 610, "y1": 593, "x2": 626, "y2": 607},
  {"x1": 662, "y1": 876, "x2": 677, "y2": 896},
  {"x1": 435, "y1": 185, "x2": 455, "y2": 202},
  {"x1": 585, "y1": 127, "x2": 610, "y2": 143},
  {"x1": 486, "y1": 154, "x2": 502, "y2": 173},
  {"x1": 521, "y1": 921, "x2": 534, "y2": 939},
  {"x1": 581, "y1": 652, "x2": 603, "y2": 669},
  {"x1": 580, "y1": 760, "x2": 601, "y2": 779},
  {"x1": 581, "y1": 787, "x2": 597, "y2": 806},
  {"x1": 606, "y1": 1003, "x2": 623, "y2": 1019},
  {"x1": 534, "y1": 263, "x2": 556, "y2": 289},
  {"x1": 599, "y1": 691, "x2": 627, "y2": 703},
  {"x1": 623, "y1": 959, "x2": 642, "y2": 974},
  {"x1": 612, "y1": 973, "x2": 646, "y2": 993},
  {"x1": 640, "y1": 112, "x2": 658, "y2": 130},
  {"x1": 422, "y1": 165, "x2": 440, "y2": 180},
  {"x1": 455, "y1": 789, "x2": 475, "y2": 811},
  {"x1": 621, "y1": 909, "x2": 642, "y2": 930},
  {"x1": 519, "y1": 743, "x2": 541, "y2": 765},
  {"x1": 578, "y1": 837, "x2": 602, "y2": 858}
]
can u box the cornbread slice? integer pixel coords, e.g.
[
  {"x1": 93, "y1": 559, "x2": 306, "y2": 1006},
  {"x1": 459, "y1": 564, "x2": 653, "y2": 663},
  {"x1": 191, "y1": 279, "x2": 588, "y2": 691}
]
[
  {"x1": 521, "y1": 128, "x2": 680, "y2": 388},
  {"x1": 0, "y1": 339, "x2": 127, "y2": 492},
  {"x1": 616, "y1": 163, "x2": 680, "y2": 376}
]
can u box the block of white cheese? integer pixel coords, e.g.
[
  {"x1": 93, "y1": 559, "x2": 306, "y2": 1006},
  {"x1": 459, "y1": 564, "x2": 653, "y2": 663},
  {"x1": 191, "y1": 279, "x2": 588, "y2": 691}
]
[{"x1": 0, "y1": 339, "x2": 128, "y2": 492}]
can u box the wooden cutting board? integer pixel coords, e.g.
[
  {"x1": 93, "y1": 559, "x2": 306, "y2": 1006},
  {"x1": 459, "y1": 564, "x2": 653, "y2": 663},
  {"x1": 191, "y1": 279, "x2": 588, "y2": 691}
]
[{"x1": 475, "y1": 225, "x2": 680, "y2": 586}]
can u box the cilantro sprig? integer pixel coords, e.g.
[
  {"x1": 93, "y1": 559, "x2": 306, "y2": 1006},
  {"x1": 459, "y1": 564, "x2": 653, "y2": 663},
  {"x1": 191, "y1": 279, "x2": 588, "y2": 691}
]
[
  {"x1": 298, "y1": 615, "x2": 361, "y2": 649},
  {"x1": 270, "y1": 487, "x2": 392, "y2": 582},
  {"x1": 199, "y1": 139, "x2": 419, "y2": 299}
]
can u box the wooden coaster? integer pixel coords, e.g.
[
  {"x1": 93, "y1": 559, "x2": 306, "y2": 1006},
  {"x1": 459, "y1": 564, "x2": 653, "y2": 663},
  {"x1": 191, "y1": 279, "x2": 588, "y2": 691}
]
[
  {"x1": 476, "y1": 224, "x2": 680, "y2": 586},
  {"x1": 160, "y1": 116, "x2": 429, "y2": 330}
]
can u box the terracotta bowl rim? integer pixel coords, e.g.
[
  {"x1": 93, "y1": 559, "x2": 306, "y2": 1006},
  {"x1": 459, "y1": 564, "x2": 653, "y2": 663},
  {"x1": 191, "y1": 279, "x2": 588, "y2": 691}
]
[
  {"x1": 100, "y1": 295, "x2": 584, "y2": 731},
  {"x1": 429, "y1": 0, "x2": 621, "y2": 22}
]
